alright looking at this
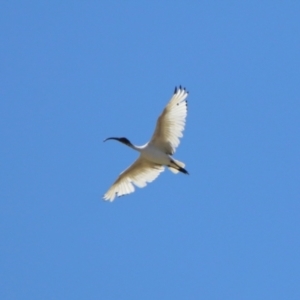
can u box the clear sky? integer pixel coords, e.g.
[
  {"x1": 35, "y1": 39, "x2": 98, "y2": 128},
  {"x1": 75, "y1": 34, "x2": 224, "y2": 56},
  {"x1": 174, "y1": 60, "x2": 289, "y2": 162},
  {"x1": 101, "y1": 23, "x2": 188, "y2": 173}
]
[{"x1": 1, "y1": 1, "x2": 299, "y2": 299}]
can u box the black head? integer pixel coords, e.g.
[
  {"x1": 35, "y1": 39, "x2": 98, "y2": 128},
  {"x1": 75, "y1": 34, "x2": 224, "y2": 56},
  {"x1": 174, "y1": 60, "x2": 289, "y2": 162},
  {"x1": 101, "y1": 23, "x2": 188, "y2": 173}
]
[{"x1": 104, "y1": 137, "x2": 133, "y2": 146}]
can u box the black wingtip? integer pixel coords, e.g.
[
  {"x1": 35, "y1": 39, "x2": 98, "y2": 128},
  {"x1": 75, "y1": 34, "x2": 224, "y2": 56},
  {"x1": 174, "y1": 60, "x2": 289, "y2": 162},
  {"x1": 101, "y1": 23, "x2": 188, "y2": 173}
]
[{"x1": 175, "y1": 85, "x2": 189, "y2": 94}]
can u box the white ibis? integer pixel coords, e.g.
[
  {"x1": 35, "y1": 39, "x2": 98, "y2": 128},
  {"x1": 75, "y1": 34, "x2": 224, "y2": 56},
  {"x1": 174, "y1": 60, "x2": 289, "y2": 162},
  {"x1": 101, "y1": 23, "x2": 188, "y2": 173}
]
[{"x1": 103, "y1": 86, "x2": 189, "y2": 201}]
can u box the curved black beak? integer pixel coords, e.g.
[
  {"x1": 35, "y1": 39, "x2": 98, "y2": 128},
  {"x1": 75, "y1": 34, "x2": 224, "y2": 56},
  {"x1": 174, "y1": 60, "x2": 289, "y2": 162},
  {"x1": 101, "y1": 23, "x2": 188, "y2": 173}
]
[
  {"x1": 103, "y1": 137, "x2": 133, "y2": 147},
  {"x1": 103, "y1": 137, "x2": 120, "y2": 142}
]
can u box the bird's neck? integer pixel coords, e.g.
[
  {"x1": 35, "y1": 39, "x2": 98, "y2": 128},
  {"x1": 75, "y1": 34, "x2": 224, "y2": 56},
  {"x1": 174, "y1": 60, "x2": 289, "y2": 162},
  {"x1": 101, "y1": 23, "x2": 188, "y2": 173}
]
[{"x1": 125, "y1": 143, "x2": 146, "y2": 152}]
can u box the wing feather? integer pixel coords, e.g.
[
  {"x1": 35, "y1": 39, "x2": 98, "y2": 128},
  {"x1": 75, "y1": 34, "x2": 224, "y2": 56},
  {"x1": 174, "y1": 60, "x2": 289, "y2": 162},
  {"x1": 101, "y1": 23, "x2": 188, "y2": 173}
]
[
  {"x1": 149, "y1": 86, "x2": 188, "y2": 155},
  {"x1": 103, "y1": 156, "x2": 164, "y2": 201}
]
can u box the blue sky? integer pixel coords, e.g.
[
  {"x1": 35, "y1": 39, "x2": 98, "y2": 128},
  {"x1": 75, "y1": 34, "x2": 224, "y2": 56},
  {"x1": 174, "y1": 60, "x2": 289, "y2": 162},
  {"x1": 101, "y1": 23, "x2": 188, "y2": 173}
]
[{"x1": 1, "y1": 1, "x2": 299, "y2": 299}]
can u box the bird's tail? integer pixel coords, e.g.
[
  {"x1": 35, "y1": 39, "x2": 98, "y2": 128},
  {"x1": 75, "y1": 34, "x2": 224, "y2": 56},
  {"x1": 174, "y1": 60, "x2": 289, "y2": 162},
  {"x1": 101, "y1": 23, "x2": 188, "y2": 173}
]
[{"x1": 168, "y1": 159, "x2": 189, "y2": 175}]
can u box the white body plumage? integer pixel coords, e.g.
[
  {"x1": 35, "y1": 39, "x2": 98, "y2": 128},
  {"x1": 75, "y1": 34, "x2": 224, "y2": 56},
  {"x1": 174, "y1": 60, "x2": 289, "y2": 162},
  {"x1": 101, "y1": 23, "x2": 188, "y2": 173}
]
[
  {"x1": 103, "y1": 86, "x2": 189, "y2": 201},
  {"x1": 137, "y1": 143, "x2": 171, "y2": 165}
]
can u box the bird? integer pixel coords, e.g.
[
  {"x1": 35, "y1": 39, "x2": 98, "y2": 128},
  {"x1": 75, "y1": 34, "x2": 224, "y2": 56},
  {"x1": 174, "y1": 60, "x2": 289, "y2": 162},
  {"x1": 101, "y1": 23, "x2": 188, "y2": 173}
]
[{"x1": 103, "y1": 86, "x2": 189, "y2": 201}]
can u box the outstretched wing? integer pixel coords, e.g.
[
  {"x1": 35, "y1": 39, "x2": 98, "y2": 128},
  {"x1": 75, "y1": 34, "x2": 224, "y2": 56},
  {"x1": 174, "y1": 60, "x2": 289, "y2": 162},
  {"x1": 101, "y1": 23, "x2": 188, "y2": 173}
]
[
  {"x1": 149, "y1": 86, "x2": 188, "y2": 155},
  {"x1": 103, "y1": 156, "x2": 164, "y2": 201}
]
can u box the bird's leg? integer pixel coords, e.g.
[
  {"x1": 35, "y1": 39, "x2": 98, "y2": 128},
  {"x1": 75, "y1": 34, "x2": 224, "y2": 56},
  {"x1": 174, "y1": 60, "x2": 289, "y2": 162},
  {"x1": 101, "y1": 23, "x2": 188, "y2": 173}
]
[{"x1": 169, "y1": 159, "x2": 189, "y2": 175}]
